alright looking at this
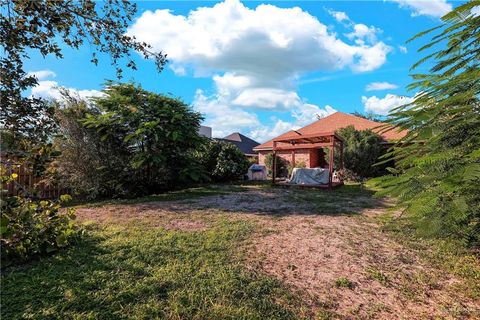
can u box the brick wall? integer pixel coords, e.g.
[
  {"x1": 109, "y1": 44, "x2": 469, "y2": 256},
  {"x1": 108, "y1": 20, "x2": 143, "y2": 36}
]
[{"x1": 258, "y1": 150, "x2": 313, "y2": 167}]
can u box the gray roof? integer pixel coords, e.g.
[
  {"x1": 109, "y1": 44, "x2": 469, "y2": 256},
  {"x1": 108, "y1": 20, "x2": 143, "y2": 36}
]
[{"x1": 216, "y1": 132, "x2": 260, "y2": 156}]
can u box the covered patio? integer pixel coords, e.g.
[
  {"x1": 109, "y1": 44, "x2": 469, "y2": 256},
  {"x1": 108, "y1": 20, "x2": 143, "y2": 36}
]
[{"x1": 272, "y1": 131, "x2": 344, "y2": 189}]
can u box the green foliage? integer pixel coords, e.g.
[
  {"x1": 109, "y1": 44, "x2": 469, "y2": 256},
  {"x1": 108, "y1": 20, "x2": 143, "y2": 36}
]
[
  {"x1": 336, "y1": 126, "x2": 388, "y2": 179},
  {"x1": 198, "y1": 140, "x2": 249, "y2": 182},
  {"x1": 375, "y1": 2, "x2": 480, "y2": 246},
  {"x1": 0, "y1": 1, "x2": 166, "y2": 150},
  {"x1": 264, "y1": 153, "x2": 289, "y2": 177},
  {"x1": 0, "y1": 168, "x2": 77, "y2": 265},
  {"x1": 55, "y1": 83, "x2": 205, "y2": 198}
]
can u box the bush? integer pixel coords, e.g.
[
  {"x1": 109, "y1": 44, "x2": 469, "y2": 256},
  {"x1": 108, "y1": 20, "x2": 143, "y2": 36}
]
[
  {"x1": 0, "y1": 170, "x2": 77, "y2": 266},
  {"x1": 264, "y1": 153, "x2": 289, "y2": 177},
  {"x1": 198, "y1": 140, "x2": 249, "y2": 182},
  {"x1": 336, "y1": 126, "x2": 388, "y2": 179},
  {"x1": 53, "y1": 83, "x2": 205, "y2": 198}
]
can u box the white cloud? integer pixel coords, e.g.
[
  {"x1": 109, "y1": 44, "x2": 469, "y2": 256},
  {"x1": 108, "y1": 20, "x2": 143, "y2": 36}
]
[
  {"x1": 193, "y1": 86, "x2": 336, "y2": 142},
  {"x1": 193, "y1": 89, "x2": 261, "y2": 138},
  {"x1": 292, "y1": 104, "x2": 336, "y2": 127},
  {"x1": 366, "y1": 81, "x2": 399, "y2": 91},
  {"x1": 31, "y1": 80, "x2": 104, "y2": 101},
  {"x1": 346, "y1": 24, "x2": 380, "y2": 43},
  {"x1": 391, "y1": 0, "x2": 452, "y2": 18},
  {"x1": 327, "y1": 9, "x2": 350, "y2": 23},
  {"x1": 351, "y1": 42, "x2": 391, "y2": 72},
  {"x1": 27, "y1": 70, "x2": 57, "y2": 80},
  {"x1": 398, "y1": 45, "x2": 408, "y2": 53},
  {"x1": 362, "y1": 93, "x2": 414, "y2": 115},
  {"x1": 128, "y1": 0, "x2": 390, "y2": 77},
  {"x1": 128, "y1": 0, "x2": 389, "y2": 140}
]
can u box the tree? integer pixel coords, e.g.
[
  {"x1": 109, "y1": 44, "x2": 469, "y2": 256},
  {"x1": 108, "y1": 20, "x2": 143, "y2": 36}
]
[
  {"x1": 198, "y1": 140, "x2": 249, "y2": 182},
  {"x1": 336, "y1": 126, "x2": 388, "y2": 179},
  {"x1": 0, "y1": 0, "x2": 167, "y2": 151},
  {"x1": 375, "y1": 2, "x2": 480, "y2": 246},
  {"x1": 55, "y1": 83, "x2": 204, "y2": 197}
]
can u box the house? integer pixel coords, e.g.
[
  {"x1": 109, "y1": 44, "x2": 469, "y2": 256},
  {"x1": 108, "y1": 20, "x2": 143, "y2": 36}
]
[
  {"x1": 217, "y1": 132, "x2": 260, "y2": 159},
  {"x1": 198, "y1": 125, "x2": 212, "y2": 138},
  {"x1": 253, "y1": 111, "x2": 407, "y2": 168}
]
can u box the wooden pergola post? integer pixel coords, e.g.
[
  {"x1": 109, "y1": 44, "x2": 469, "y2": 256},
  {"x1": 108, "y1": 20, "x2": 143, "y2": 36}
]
[
  {"x1": 328, "y1": 135, "x2": 334, "y2": 188},
  {"x1": 291, "y1": 149, "x2": 296, "y2": 167},
  {"x1": 272, "y1": 141, "x2": 277, "y2": 184}
]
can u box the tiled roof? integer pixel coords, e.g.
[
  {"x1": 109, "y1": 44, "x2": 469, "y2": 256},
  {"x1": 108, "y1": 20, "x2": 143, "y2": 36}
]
[
  {"x1": 217, "y1": 132, "x2": 260, "y2": 156},
  {"x1": 253, "y1": 112, "x2": 407, "y2": 151}
]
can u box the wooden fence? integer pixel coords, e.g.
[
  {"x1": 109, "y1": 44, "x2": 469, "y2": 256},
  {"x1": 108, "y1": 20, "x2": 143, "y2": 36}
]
[{"x1": 2, "y1": 157, "x2": 67, "y2": 199}]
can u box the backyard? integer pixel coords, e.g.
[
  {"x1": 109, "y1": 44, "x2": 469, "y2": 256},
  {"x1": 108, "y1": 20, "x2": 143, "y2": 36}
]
[{"x1": 2, "y1": 183, "x2": 479, "y2": 319}]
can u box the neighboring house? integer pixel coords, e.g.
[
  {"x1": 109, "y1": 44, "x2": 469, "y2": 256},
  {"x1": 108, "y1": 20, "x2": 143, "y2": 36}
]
[
  {"x1": 217, "y1": 132, "x2": 260, "y2": 159},
  {"x1": 253, "y1": 111, "x2": 407, "y2": 168},
  {"x1": 198, "y1": 125, "x2": 212, "y2": 138}
]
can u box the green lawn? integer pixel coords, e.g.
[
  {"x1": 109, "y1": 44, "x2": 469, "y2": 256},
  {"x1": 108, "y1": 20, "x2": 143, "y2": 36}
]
[{"x1": 2, "y1": 217, "x2": 307, "y2": 319}]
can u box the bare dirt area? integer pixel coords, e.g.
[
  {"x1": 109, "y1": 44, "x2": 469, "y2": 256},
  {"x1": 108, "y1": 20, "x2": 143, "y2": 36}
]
[{"x1": 75, "y1": 185, "x2": 479, "y2": 319}]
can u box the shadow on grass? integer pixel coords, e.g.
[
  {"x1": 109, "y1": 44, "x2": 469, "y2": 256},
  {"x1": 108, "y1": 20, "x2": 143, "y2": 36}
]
[
  {"x1": 1, "y1": 220, "x2": 311, "y2": 319},
  {"x1": 69, "y1": 184, "x2": 250, "y2": 208},
  {"x1": 161, "y1": 183, "x2": 385, "y2": 217}
]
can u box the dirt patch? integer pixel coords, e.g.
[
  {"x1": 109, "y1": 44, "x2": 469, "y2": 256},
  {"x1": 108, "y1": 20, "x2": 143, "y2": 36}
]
[{"x1": 250, "y1": 212, "x2": 479, "y2": 319}]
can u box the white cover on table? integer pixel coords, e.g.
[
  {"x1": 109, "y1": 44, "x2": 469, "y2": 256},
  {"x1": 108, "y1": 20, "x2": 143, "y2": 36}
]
[{"x1": 288, "y1": 167, "x2": 329, "y2": 185}]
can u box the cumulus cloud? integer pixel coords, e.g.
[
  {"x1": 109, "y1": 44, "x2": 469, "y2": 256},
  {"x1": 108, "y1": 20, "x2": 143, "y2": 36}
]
[
  {"x1": 362, "y1": 93, "x2": 414, "y2": 115},
  {"x1": 365, "y1": 82, "x2": 399, "y2": 91},
  {"x1": 292, "y1": 104, "x2": 336, "y2": 127},
  {"x1": 128, "y1": 0, "x2": 390, "y2": 77},
  {"x1": 31, "y1": 80, "x2": 104, "y2": 101},
  {"x1": 346, "y1": 23, "x2": 381, "y2": 44},
  {"x1": 391, "y1": 0, "x2": 452, "y2": 18},
  {"x1": 27, "y1": 69, "x2": 57, "y2": 80},
  {"x1": 128, "y1": 0, "x2": 388, "y2": 139},
  {"x1": 327, "y1": 9, "x2": 350, "y2": 23}
]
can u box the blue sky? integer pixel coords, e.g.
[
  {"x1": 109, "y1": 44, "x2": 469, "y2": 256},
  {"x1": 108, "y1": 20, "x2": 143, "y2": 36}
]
[{"x1": 26, "y1": 0, "x2": 467, "y2": 143}]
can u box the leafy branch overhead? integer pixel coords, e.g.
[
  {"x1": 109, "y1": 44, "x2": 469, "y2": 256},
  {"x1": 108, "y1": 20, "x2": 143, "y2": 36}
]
[
  {"x1": 376, "y1": 1, "x2": 480, "y2": 246},
  {"x1": 0, "y1": 0, "x2": 167, "y2": 145}
]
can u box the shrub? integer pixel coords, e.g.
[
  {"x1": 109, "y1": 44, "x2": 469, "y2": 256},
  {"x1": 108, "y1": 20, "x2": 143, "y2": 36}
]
[
  {"x1": 336, "y1": 126, "x2": 388, "y2": 179},
  {"x1": 264, "y1": 153, "x2": 289, "y2": 177},
  {"x1": 53, "y1": 83, "x2": 205, "y2": 198},
  {"x1": 0, "y1": 170, "x2": 77, "y2": 266},
  {"x1": 198, "y1": 140, "x2": 249, "y2": 182}
]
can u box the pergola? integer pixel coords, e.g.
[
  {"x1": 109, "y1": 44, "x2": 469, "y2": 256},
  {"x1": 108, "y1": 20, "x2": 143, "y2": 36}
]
[{"x1": 272, "y1": 132, "x2": 345, "y2": 189}]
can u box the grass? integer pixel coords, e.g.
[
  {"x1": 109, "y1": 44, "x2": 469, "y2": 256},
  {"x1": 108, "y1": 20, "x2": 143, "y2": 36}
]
[
  {"x1": 69, "y1": 184, "x2": 249, "y2": 207},
  {"x1": 375, "y1": 213, "x2": 480, "y2": 300},
  {"x1": 1, "y1": 217, "x2": 308, "y2": 319},
  {"x1": 366, "y1": 267, "x2": 390, "y2": 286},
  {"x1": 334, "y1": 277, "x2": 355, "y2": 289}
]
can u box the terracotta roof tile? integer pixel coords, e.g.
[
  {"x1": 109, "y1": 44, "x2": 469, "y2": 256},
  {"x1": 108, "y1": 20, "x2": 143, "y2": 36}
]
[{"x1": 253, "y1": 112, "x2": 407, "y2": 151}]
